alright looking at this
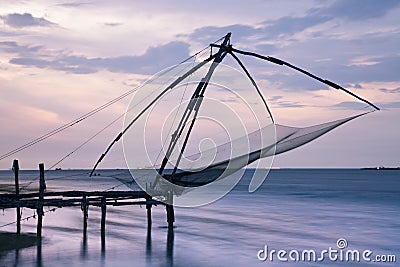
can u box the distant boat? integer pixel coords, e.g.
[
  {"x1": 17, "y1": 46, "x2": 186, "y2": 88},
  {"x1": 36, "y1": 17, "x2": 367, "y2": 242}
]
[{"x1": 55, "y1": 168, "x2": 62, "y2": 171}]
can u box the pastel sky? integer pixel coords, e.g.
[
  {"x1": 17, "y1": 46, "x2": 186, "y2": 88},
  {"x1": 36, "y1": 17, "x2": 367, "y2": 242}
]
[{"x1": 0, "y1": 0, "x2": 399, "y2": 170}]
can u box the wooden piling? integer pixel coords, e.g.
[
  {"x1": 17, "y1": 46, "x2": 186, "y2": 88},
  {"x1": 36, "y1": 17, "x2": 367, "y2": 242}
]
[
  {"x1": 37, "y1": 163, "x2": 45, "y2": 238},
  {"x1": 82, "y1": 196, "x2": 88, "y2": 238},
  {"x1": 166, "y1": 205, "x2": 174, "y2": 228},
  {"x1": 166, "y1": 191, "x2": 175, "y2": 229},
  {"x1": 101, "y1": 197, "x2": 106, "y2": 237},
  {"x1": 146, "y1": 196, "x2": 152, "y2": 228},
  {"x1": 1, "y1": 161, "x2": 170, "y2": 240},
  {"x1": 13, "y1": 159, "x2": 21, "y2": 235}
]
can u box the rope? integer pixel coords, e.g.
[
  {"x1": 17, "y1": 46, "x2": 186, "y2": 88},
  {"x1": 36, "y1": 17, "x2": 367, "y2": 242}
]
[
  {"x1": 0, "y1": 34, "x2": 231, "y2": 229},
  {"x1": 0, "y1": 87, "x2": 138, "y2": 162},
  {"x1": 0, "y1": 208, "x2": 57, "y2": 228},
  {"x1": 152, "y1": 66, "x2": 194, "y2": 168},
  {"x1": 0, "y1": 36, "x2": 222, "y2": 163}
]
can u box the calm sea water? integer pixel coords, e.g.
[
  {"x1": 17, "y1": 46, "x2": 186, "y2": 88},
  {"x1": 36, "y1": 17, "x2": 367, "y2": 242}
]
[{"x1": 0, "y1": 169, "x2": 399, "y2": 267}]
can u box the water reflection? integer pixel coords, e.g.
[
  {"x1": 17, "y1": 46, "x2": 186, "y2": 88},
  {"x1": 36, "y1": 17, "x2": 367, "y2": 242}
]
[
  {"x1": 146, "y1": 225, "x2": 152, "y2": 265},
  {"x1": 36, "y1": 238, "x2": 42, "y2": 267},
  {"x1": 145, "y1": 225, "x2": 175, "y2": 267},
  {"x1": 14, "y1": 248, "x2": 19, "y2": 266},
  {"x1": 101, "y1": 232, "x2": 106, "y2": 264},
  {"x1": 166, "y1": 227, "x2": 174, "y2": 267},
  {"x1": 30, "y1": 223, "x2": 175, "y2": 266},
  {"x1": 80, "y1": 229, "x2": 88, "y2": 260}
]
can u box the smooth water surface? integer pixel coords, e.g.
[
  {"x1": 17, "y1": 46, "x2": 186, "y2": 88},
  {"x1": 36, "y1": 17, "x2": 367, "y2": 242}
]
[{"x1": 0, "y1": 169, "x2": 399, "y2": 266}]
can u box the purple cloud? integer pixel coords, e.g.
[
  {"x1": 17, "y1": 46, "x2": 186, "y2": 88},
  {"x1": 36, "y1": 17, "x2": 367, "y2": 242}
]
[{"x1": 0, "y1": 13, "x2": 55, "y2": 28}]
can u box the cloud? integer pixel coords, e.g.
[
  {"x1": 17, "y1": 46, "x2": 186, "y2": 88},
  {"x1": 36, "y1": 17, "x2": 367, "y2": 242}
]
[
  {"x1": 334, "y1": 56, "x2": 400, "y2": 84},
  {"x1": 332, "y1": 101, "x2": 369, "y2": 110},
  {"x1": 2, "y1": 0, "x2": 399, "y2": 86},
  {"x1": 0, "y1": 41, "x2": 42, "y2": 55},
  {"x1": 319, "y1": 0, "x2": 400, "y2": 21},
  {"x1": 256, "y1": 54, "x2": 400, "y2": 92},
  {"x1": 179, "y1": 1, "x2": 398, "y2": 94},
  {"x1": 0, "y1": 0, "x2": 399, "y2": 170},
  {"x1": 188, "y1": 15, "x2": 330, "y2": 46},
  {"x1": 381, "y1": 102, "x2": 400, "y2": 109},
  {"x1": 56, "y1": 2, "x2": 93, "y2": 8},
  {"x1": 270, "y1": 97, "x2": 306, "y2": 108},
  {"x1": 379, "y1": 88, "x2": 400, "y2": 94},
  {"x1": 7, "y1": 41, "x2": 191, "y2": 74},
  {"x1": 238, "y1": 30, "x2": 400, "y2": 90},
  {"x1": 259, "y1": 15, "x2": 331, "y2": 39},
  {"x1": 275, "y1": 102, "x2": 305, "y2": 108},
  {"x1": 0, "y1": 13, "x2": 55, "y2": 28},
  {"x1": 332, "y1": 100, "x2": 400, "y2": 111},
  {"x1": 104, "y1": 22, "x2": 123, "y2": 27},
  {"x1": 268, "y1": 95, "x2": 283, "y2": 102},
  {"x1": 187, "y1": 0, "x2": 400, "y2": 48}
]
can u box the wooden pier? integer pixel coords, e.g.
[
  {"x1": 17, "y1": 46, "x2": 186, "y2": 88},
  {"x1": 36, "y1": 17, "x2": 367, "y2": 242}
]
[{"x1": 0, "y1": 160, "x2": 174, "y2": 238}]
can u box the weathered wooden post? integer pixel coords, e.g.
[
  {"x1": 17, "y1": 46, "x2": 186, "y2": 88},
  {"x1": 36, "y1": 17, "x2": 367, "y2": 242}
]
[
  {"x1": 146, "y1": 195, "x2": 152, "y2": 228},
  {"x1": 100, "y1": 197, "x2": 106, "y2": 237},
  {"x1": 166, "y1": 205, "x2": 175, "y2": 229},
  {"x1": 81, "y1": 196, "x2": 88, "y2": 238},
  {"x1": 13, "y1": 159, "x2": 21, "y2": 235},
  {"x1": 37, "y1": 163, "x2": 45, "y2": 238},
  {"x1": 166, "y1": 191, "x2": 174, "y2": 229},
  {"x1": 100, "y1": 197, "x2": 106, "y2": 252}
]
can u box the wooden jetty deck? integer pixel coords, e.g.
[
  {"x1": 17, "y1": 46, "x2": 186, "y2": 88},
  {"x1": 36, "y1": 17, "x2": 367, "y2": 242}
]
[{"x1": 0, "y1": 160, "x2": 175, "y2": 238}]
